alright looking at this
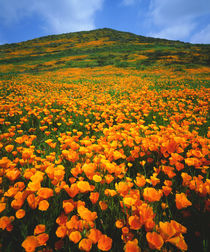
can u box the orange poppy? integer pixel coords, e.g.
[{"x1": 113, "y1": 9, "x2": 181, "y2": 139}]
[
  {"x1": 63, "y1": 200, "x2": 74, "y2": 214},
  {"x1": 0, "y1": 203, "x2": 6, "y2": 213},
  {"x1": 175, "y1": 193, "x2": 192, "y2": 210},
  {"x1": 0, "y1": 216, "x2": 14, "y2": 230},
  {"x1": 143, "y1": 187, "x2": 162, "y2": 202},
  {"x1": 64, "y1": 183, "x2": 79, "y2": 198},
  {"x1": 89, "y1": 192, "x2": 99, "y2": 204},
  {"x1": 27, "y1": 194, "x2": 38, "y2": 209},
  {"x1": 37, "y1": 187, "x2": 53, "y2": 199},
  {"x1": 79, "y1": 238, "x2": 92, "y2": 251},
  {"x1": 77, "y1": 206, "x2": 97, "y2": 222},
  {"x1": 34, "y1": 224, "x2": 45, "y2": 235},
  {"x1": 124, "y1": 239, "x2": 141, "y2": 252},
  {"x1": 134, "y1": 175, "x2": 146, "y2": 187},
  {"x1": 104, "y1": 189, "x2": 117, "y2": 197},
  {"x1": 21, "y1": 236, "x2": 38, "y2": 252},
  {"x1": 167, "y1": 234, "x2": 188, "y2": 251},
  {"x1": 87, "y1": 228, "x2": 102, "y2": 244},
  {"x1": 93, "y1": 174, "x2": 102, "y2": 182},
  {"x1": 5, "y1": 144, "x2": 14, "y2": 153},
  {"x1": 77, "y1": 181, "x2": 91, "y2": 193},
  {"x1": 36, "y1": 233, "x2": 49, "y2": 246},
  {"x1": 97, "y1": 235, "x2": 112, "y2": 251},
  {"x1": 38, "y1": 200, "x2": 49, "y2": 211},
  {"x1": 158, "y1": 221, "x2": 177, "y2": 241},
  {"x1": 115, "y1": 219, "x2": 124, "y2": 229},
  {"x1": 128, "y1": 215, "x2": 142, "y2": 230},
  {"x1": 56, "y1": 225, "x2": 67, "y2": 238},
  {"x1": 99, "y1": 201, "x2": 108, "y2": 211},
  {"x1": 15, "y1": 209, "x2": 25, "y2": 219},
  {"x1": 146, "y1": 232, "x2": 164, "y2": 250},
  {"x1": 69, "y1": 231, "x2": 82, "y2": 244}
]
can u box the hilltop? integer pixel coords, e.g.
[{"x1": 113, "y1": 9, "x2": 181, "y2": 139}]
[{"x1": 0, "y1": 28, "x2": 210, "y2": 76}]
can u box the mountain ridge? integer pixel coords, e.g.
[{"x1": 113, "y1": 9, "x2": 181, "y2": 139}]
[{"x1": 0, "y1": 28, "x2": 210, "y2": 76}]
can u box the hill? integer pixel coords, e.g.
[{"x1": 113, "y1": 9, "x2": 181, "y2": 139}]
[
  {"x1": 0, "y1": 28, "x2": 210, "y2": 75},
  {"x1": 0, "y1": 28, "x2": 209, "y2": 252}
]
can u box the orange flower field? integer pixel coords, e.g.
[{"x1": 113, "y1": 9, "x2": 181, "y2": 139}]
[{"x1": 0, "y1": 65, "x2": 209, "y2": 252}]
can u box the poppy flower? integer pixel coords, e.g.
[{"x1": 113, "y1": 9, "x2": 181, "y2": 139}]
[
  {"x1": 36, "y1": 233, "x2": 49, "y2": 246},
  {"x1": 143, "y1": 187, "x2": 162, "y2": 202},
  {"x1": 15, "y1": 209, "x2": 25, "y2": 219},
  {"x1": 21, "y1": 236, "x2": 38, "y2": 252},
  {"x1": 115, "y1": 219, "x2": 124, "y2": 229},
  {"x1": 63, "y1": 200, "x2": 74, "y2": 214},
  {"x1": 98, "y1": 235, "x2": 112, "y2": 251},
  {"x1": 38, "y1": 200, "x2": 49, "y2": 211},
  {"x1": 128, "y1": 215, "x2": 142, "y2": 230},
  {"x1": 79, "y1": 238, "x2": 92, "y2": 251},
  {"x1": 87, "y1": 228, "x2": 102, "y2": 244},
  {"x1": 5, "y1": 144, "x2": 14, "y2": 153},
  {"x1": 37, "y1": 187, "x2": 53, "y2": 199},
  {"x1": 0, "y1": 203, "x2": 6, "y2": 213},
  {"x1": 124, "y1": 239, "x2": 141, "y2": 252},
  {"x1": 89, "y1": 192, "x2": 99, "y2": 204},
  {"x1": 175, "y1": 193, "x2": 192, "y2": 210},
  {"x1": 0, "y1": 216, "x2": 14, "y2": 230},
  {"x1": 77, "y1": 206, "x2": 97, "y2": 222},
  {"x1": 146, "y1": 232, "x2": 164, "y2": 250},
  {"x1": 99, "y1": 201, "x2": 108, "y2": 211},
  {"x1": 77, "y1": 181, "x2": 91, "y2": 193},
  {"x1": 56, "y1": 225, "x2": 67, "y2": 238},
  {"x1": 69, "y1": 231, "x2": 82, "y2": 244},
  {"x1": 27, "y1": 194, "x2": 38, "y2": 209},
  {"x1": 167, "y1": 234, "x2": 188, "y2": 251},
  {"x1": 34, "y1": 224, "x2": 45, "y2": 235}
]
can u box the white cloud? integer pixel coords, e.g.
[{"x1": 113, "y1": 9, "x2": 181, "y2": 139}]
[
  {"x1": 191, "y1": 24, "x2": 210, "y2": 44},
  {"x1": 0, "y1": 0, "x2": 104, "y2": 34},
  {"x1": 150, "y1": 23, "x2": 196, "y2": 41},
  {"x1": 122, "y1": 0, "x2": 136, "y2": 6},
  {"x1": 148, "y1": 0, "x2": 210, "y2": 42}
]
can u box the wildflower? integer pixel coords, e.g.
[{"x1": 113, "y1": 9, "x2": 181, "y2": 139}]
[
  {"x1": 37, "y1": 187, "x2": 53, "y2": 199},
  {"x1": 77, "y1": 181, "x2": 91, "y2": 193},
  {"x1": 15, "y1": 209, "x2": 25, "y2": 219},
  {"x1": 79, "y1": 238, "x2": 92, "y2": 251},
  {"x1": 34, "y1": 224, "x2": 46, "y2": 235},
  {"x1": 38, "y1": 200, "x2": 49, "y2": 211},
  {"x1": 143, "y1": 187, "x2": 162, "y2": 202},
  {"x1": 89, "y1": 192, "x2": 99, "y2": 204},
  {"x1": 36, "y1": 233, "x2": 49, "y2": 246},
  {"x1": 87, "y1": 228, "x2": 102, "y2": 244},
  {"x1": 99, "y1": 201, "x2": 108, "y2": 210},
  {"x1": 69, "y1": 231, "x2": 82, "y2": 244},
  {"x1": 175, "y1": 193, "x2": 192, "y2": 210},
  {"x1": 146, "y1": 232, "x2": 164, "y2": 250},
  {"x1": 124, "y1": 239, "x2": 141, "y2": 252},
  {"x1": 63, "y1": 200, "x2": 74, "y2": 214},
  {"x1": 97, "y1": 235, "x2": 112, "y2": 251},
  {"x1": 22, "y1": 236, "x2": 38, "y2": 252},
  {"x1": 56, "y1": 225, "x2": 67, "y2": 238},
  {"x1": 128, "y1": 215, "x2": 142, "y2": 230},
  {"x1": 5, "y1": 144, "x2": 14, "y2": 153}
]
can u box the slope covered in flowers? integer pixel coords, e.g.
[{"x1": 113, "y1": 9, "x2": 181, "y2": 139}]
[{"x1": 0, "y1": 29, "x2": 210, "y2": 252}]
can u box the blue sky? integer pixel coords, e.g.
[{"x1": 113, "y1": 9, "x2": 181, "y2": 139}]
[{"x1": 0, "y1": 0, "x2": 210, "y2": 45}]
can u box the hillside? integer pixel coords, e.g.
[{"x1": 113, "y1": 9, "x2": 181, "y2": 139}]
[
  {"x1": 0, "y1": 28, "x2": 210, "y2": 76},
  {"x1": 0, "y1": 29, "x2": 209, "y2": 252}
]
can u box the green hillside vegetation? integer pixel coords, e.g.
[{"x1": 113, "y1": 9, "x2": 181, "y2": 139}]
[{"x1": 0, "y1": 28, "x2": 210, "y2": 75}]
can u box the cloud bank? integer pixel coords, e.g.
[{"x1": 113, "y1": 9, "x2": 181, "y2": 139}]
[
  {"x1": 0, "y1": 0, "x2": 104, "y2": 34},
  {"x1": 148, "y1": 0, "x2": 210, "y2": 43}
]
